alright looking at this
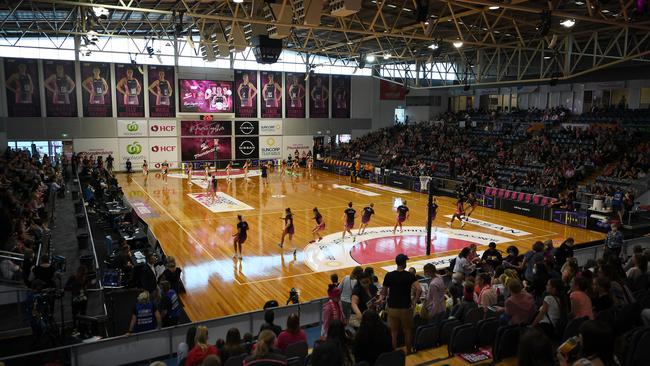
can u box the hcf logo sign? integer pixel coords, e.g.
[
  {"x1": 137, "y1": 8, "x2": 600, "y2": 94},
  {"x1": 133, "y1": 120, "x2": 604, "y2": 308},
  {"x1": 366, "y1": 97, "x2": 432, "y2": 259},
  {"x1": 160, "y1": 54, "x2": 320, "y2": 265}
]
[
  {"x1": 151, "y1": 145, "x2": 176, "y2": 152},
  {"x1": 150, "y1": 124, "x2": 175, "y2": 132}
]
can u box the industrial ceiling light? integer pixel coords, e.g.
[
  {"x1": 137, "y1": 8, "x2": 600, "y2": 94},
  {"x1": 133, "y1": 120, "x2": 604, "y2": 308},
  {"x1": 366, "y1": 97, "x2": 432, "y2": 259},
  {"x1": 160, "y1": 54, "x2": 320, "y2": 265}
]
[
  {"x1": 383, "y1": 53, "x2": 392, "y2": 59},
  {"x1": 92, "y1": 6, "x2": 109, "y2": 19},
  {"x1": 87, "y1": 30, "x2": 99, "y2": 44},
  {"x1": 453, "y1": 40, "x2": 463, "y2": 48},
  {"x1": 428, "y1": 43, "x2": 439, "y2": 50},
  {"x1": 560, "y1": 19, "x2": 576, "y2": 28},
  {"x1": 489, "y1": 5, "x2": 500, "y2": 10},
  {"x1": 366, "y1": 54, "x2": 376, "y2": 62},
  {"x1": 233, "y1": 0, "x2": 244, "y2": 3},
  {"x1": 544, "y1": 55, "x2": 551, "y2": 59}
]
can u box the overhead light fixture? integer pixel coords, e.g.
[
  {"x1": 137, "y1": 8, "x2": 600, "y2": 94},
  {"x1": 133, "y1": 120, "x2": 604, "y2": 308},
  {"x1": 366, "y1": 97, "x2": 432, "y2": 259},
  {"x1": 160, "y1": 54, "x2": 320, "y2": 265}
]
[
  {"x1": 428, "y1": 43, "x2": 439, "y2": 50},
  {"x1": 347, "y1": 41, "x2": 353, "y2": 45},
  {"x1": 366, "y1": 54, "x2": 376, "y2": 62},
  {"x1": 489, "y1": 6, "x2": 500, "y2": 10},
  {"x1": 424, "y1": 21, "x2": 429, "y2": 25},
  {"x1": 560, "y1": 19, "x2": 576, "y2": 28},
  {"x1": 87, "y1": 30, "x2": 99, "y2": 44},
  {"x1": 544, "y1": 55, "x2": 551, "y2": 59},
  {"x1": 574, "y1": 1, "x2": 584, "y2": 5},
  {"x1": 383, "y1": 53, "x2": 391, "y2": 59},
  {"x1": 453, "y1": 40, "x2": 463, "y2": 48},
  {"x1": 233, "y1": 0, "x2": 244, "y2": 3},
  {"x1": 92, "y1": 6, "x2": 109, "y2": 19}
]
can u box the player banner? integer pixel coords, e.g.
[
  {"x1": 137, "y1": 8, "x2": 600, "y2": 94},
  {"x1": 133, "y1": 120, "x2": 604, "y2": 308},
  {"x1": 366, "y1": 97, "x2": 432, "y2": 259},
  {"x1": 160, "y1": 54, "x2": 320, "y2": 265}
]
[
  {"x1": 331, "y1": 75, "x2": 351, "y2": 118},
  {"x1": 148, "y1": 65, "x2": 175, "y2": 118},
  {"x1": 149, "y1": 119, "x2": 177, "y2": 137},
  {"x1": 81, "y1": 62, "x2": 112, "y2": 117},
  {"x1": 117, "y1": 119, "x2": 147, "y2": 137},
  {"x1": 235, "y1": 136, "x2": 259, "y2": 160},
  {"x1": 259, "y1": 136, "x2": 283, "y2": 160},
  {"x1": 181, "y1": 137, "x2": 232, "y2": 161},
  {"x1": 43, "y1": 60, "x2": 77, "y2": 117},
  {"x1": 180, "y1": 120, "x2": 232, "y2": 136},
  {"x1": 309, "y1": 74, "x2": 329, "y2": 118},
  {"x1": 235, "y1": 120, "x2": 259, "y2": 136},
  {"x1": 115, "y1": 63, "x2": 145, "y2": 117},
  {"x1": 179, "y1": 79, "x2": 233, "y2": 113},
  {"x1": 4, "y1": 58, "x2": 41, "y2": 117},
  {"x1": 260, "y1": 71, "x2": 282, "y2": 118},
  {"x1": 285, "y1": 72, "x2": 306, "y2": 118},
  {"x1": 118, "y1": 138, "x2": 149, "y2": 169},
  {"x1": 234, "y1": 70, "x2": 258, "y2": 118}
]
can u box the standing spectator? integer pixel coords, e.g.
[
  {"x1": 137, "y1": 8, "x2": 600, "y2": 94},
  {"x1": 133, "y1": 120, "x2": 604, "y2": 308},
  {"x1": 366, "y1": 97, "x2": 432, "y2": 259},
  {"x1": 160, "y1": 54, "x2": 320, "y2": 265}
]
[
  {"x1": 554, "y1": 238, "x2": 575, "y2": 270},
  {"x1": 338, "y1": 266, "x2": 363, "y2": 319},
  {"x1": 259, "y1": 309, "x2": 281, "y2": 336},
  {"x1": 128, "y1": 291, "x2": 161, "y2": 334},
  {"x1": 276, "y1": 313, "x2": 306, "y2": 352},
  {"x1": 22, "y1": 248, "x2": 34, "y2": 286},
  {"x1": 380, "y1": 254, "x2": 422, "y2": 353},
  {"x1": 423, "y1": 264, "x2": 446, "y2": 323},
  {"x1": 159, "y1": 256, "x2": 183, "y2": 294},
  {"x1": 322, "y1": 287, "x2": 346, "y2": 336},
  {"x1": 353, "y1": 310, "x2": 393, "y2": 365},
  {"x1": 32, "y1": 255, "x2": 56, "y2": 288},
  {"x1": 569, "y1": 276, "x2": 594, "y2": 320},
  {"x1": 220, "y1": 328, "x2": 246, "y2": 364},
  {"x1": 604, "y1": 224, "x2": 624, "y2": 258},
  {"x1": 312, "y1": 320, "x2": 354, "y2": 366},
  {"x1": 244, "y1": 330, "x2": 287, "y2": 366},
  {"x1": 177, "y1": 326, "x2": 197, "y2": 366},
  {"x1": 159, "y1": 280, "x2": 181, "y2": 327},
  {"x1": 140, "y1": 252, "x2": 159, "y2": 296},
  {"x1": 64, "y1": 265, "x2": 88, "y2": 329},
  {"x1": 350, "y1": 272, "x2": 378, "y2": 323},
  {"x1": 186, "y1": 326, "x2": 218, "y2": 366}
]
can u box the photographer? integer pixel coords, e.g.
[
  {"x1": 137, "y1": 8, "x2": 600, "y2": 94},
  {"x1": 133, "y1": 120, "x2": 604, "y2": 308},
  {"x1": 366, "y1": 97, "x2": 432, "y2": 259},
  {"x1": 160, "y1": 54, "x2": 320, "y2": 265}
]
[{"x1": 65, "y1": 265, "x2": 89, "y2": 329}]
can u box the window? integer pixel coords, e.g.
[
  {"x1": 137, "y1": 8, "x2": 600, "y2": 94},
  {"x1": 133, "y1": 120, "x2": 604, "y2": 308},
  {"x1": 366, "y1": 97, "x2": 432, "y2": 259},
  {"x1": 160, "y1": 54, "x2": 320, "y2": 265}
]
[{"x1": 640, "y1": 88, "x2": 650, "y2": 109}]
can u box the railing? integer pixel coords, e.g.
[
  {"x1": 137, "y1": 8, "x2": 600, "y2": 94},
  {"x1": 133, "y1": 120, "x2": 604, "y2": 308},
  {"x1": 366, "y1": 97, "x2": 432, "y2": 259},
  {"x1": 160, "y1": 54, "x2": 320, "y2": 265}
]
[
  {"x1": 74, "y1": 172, "x2": 101, "y2": 285},
  {"x1": 0, "y1": 288, "x2": 31, "y2": 332}
]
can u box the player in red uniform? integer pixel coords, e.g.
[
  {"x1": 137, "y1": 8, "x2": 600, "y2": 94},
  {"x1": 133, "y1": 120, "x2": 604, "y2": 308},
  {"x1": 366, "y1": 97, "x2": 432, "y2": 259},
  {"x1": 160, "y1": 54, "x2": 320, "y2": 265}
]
[
  {"x1": 279, "y1": 208, "x2": 296, "y2": 257},
  {"x1": 342, "y1": 202, "x2": 356, "y2": 241},
  {"x1": 448, "y1": 197, "x2": 466, "y2": 228},
  {"x1": 310, "y1": 207, "x2": 326, "y2": 243},
  {"x1": 393, "y1": 200, "x2": 410, "y2": 234},
  {"x1": 357, "y1": 203, "x2": 375, "y2": 235},
  {"x1": 232, "y1": 215, "x2": 248, "y2": 260},
  {"x1": 464, "y1": 192, "x2": 478, "y2": 221}
]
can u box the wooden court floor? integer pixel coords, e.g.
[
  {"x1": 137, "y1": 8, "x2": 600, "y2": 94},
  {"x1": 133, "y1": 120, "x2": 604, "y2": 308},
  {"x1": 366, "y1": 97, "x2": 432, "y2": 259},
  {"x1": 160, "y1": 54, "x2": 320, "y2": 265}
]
[{"x1": 116, "y1": 168, "x2": 605, "y2": 323}]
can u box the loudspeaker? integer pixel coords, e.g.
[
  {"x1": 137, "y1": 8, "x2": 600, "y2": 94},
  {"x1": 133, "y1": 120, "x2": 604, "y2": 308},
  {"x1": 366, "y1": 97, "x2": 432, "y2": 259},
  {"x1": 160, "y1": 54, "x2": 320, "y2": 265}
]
[
  {"x1": 416, "y1": 0, "x2": 429, "y2": 22},
  {"x1": 251, "y1": 35, "x2": 282, "y2": 64}
]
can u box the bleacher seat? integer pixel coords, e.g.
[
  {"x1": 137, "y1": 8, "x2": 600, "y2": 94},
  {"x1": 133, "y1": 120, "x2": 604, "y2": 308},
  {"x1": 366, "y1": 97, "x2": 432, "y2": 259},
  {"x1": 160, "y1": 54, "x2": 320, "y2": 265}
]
[
  {"x1": 374, "y1": 350, "x2": 405, "y2": 366},
  {"x1": 476, "y1": 318, "x2": 499, "y2": 347},
  {"x1": 439, "y1": 318, "x2": 462, "y2": 344},
  {"x1": 623, "y1": 327, "x2": 650, "y2": 366},
  {"x1": 448, "y1": 323, "x2": 478, "y2": 355},
  {"x1": 492, "y1": 325, "x2": 521, "y2": 362},
  {"x1": 285, "y1": 341, "x2": 308, "y2": 361},
  {"x1": 224, "y1": 353, "x2": 246, "y2": 366},
  {"x1": 414, "y1": 323, "x2": 439, "y2": 351}
]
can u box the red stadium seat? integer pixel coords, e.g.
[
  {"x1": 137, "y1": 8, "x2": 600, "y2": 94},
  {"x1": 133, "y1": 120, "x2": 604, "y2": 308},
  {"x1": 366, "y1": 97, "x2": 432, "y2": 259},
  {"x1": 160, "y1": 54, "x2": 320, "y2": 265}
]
[
  {"x1": 532, "y1": 195, "x2": 540, "y2": 205},
  {"x1": 498, "y1": 189, "x2": 505, "y2": 198},
  {"x1": 524, "y1": 194, "x2": 532, "y2": 202},
  {"x1": 504, "y1": 191, "x2": 511, "y2": 199},
  {"x1": 518, "y1": 192, "x2": 525, "y2": 201},
  {"x1": 540, "y1": 197, "x2": 549, "y2": 206}
]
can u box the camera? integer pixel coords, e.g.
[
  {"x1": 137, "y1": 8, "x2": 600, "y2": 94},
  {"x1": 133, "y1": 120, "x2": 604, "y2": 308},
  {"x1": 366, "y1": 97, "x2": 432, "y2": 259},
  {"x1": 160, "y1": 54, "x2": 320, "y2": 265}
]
[{"x1": 286, "y1": 288, "x2": 299, "y2": 305}]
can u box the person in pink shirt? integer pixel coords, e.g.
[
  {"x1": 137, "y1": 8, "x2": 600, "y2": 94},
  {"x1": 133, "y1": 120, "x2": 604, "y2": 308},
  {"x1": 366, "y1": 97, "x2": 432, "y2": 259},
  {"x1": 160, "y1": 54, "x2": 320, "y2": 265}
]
[
  {"x1": 569, "y1": 276, "x2": 594, "y2": 320},
  {"x1": 275, "y1": 313, "x2": 307, "y2": 352},
  {"x1": 501, "y1": 279, "x2": 536, "y2": 325},
  {"x1": 322, "y1": 287, "x2": 346, "y2": 337}
]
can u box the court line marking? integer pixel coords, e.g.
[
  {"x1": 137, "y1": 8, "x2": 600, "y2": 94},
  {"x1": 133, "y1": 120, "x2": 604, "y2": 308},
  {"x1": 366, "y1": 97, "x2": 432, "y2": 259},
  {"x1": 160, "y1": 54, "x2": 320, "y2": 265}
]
[{"x1": 130, "y1": 179, "x2": 244, "y2": 286}]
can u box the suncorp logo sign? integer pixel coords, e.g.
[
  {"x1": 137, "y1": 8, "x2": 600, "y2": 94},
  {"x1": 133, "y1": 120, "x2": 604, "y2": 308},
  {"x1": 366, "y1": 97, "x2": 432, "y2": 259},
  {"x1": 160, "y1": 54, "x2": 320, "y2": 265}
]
[
  {"x1": 239, "y1": 121, "x2": 255, "y2": 135},
  {"x1": 260, "y1": 136, "x2": 281, "y2": 158},
  {"x1": 126, "y1": 142, "x2": 142, "y2": 155},
  {"x1": 151, "y1": 145, "x2": 176, "y2": 153},
  {"x1": 238, "y1": 140, "x2": 255, "y2": 155}
]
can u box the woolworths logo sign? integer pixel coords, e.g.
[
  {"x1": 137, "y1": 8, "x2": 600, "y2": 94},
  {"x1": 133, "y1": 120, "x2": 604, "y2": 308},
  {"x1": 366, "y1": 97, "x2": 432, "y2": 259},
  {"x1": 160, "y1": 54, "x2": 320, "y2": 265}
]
[
  {"x1": 126, "y1": 142, "x2": 142, "y2": 155},
  {"x1": 127, "y1": 122, "x2": 139, "y2": 132}
]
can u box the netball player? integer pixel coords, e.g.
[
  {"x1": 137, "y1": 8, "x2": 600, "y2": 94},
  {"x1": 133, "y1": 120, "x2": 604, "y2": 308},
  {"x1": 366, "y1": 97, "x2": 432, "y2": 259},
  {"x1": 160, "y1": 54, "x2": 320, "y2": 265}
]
[
  {"x1": 342, "y1": 202, "x2": 356, "y2": 241},
  {"x1": 225, "y1": 161, "x2": 233, "y2": 181},
  {"x1": 311, "y1": 207, "x2": 325, "y2": 243},
  {"x1": 243, "y1": 159, "x2": 251, "y2": 180},
  {"x1": 261, "y1": 161, "x2": 269, "y2": 186},
  {"x1": 307, "y1": 156, "x2": 314, "y2": 177},
  {"x1": 280, "y1": 160, "x2": 287, "y2": 177},
  {"x1": 117, "y1": 68, "x2": 141, "y2": 105},
  {"x1": 464, "y1": 192, "x2": 478, "y2": 221},
  {"x1": 161, "y1": 160, "x2": 169, "y2": 183},
  {"x1": 429, "y1": 197, "x2": 439, "y2": 231},
  {"x1": 262, "y1": 73, "x2": 282, "y2": 108},
  {"x1": 393, "y1": 200, "x2": 410, "y2": 234},
  {"x1": 6, "y1": 63, "x2": 34, "y2": 104},
  {"x1": 142, "y1": 160, "x2": 149, "y2": 176},
  {"x1": 333, "y1": 78, "x2": 347, "y2": 110},
  {"x1": 278, "y1": 208, "x2": 296, "y2": 257},
  {"x1": 237, "y1": 73, "x2": 257, "y2": 107},
  {"x1": 232, "y1": 215, "x2": 249, "y2": 260},
  {"x1": 291, "y1": 160, "x2": 300, "y2": 175},
  {"x1": 44, "y1": 64, "x2": 75, "y2": 105},
  {"x1": 358, "y1": 203, "x2": 375, "y2": 235},
  {"x1": 288, "y1": 75, "x2": 305, "y2": 108},
  {"x1": 148, "y1": 70, "x2": 172, "y2": 106},
  {"x1": 82, "y1": 67, "x2": 109, "y2": 105},
  {"x1": 310, "y1": 76, "x2": 328, "y2": 110},
  {"x1": 187, "y1": 164, "x2": 193, "y2": 185},
  {"x1": 204, "y1": 163, "x2": 211, "y2": 182},
  {"x1": 448, "y1": 196, "x2": 466, "y2": 228},
  {"x1": 209, "y1": 174, "x2": 219, "y2": 203}
]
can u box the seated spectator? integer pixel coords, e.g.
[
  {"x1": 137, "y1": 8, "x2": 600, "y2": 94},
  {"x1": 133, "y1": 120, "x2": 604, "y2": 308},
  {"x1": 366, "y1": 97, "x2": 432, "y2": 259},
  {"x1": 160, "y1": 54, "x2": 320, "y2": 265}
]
[
  {"x1": 517, "y1": 327, "x2": 556, "y2": 366},
  {"x1": 477, "y1": 273, "x2": 498, "y2": 308},
  {"x1": 532, "y1": 279, "x2": 567, "y2": 339},
  {"x1": 453, "y1": 247, "x2": 475, "y2": 276},
  {"x1": 128, "y1": 291, "x2": 161, "y2": 334},
  {"x1": 555, "y1": 238, "x2": 575, "y2": 270},
  {"x1": 201, "y1": 355, "x2": 220, "y2": 366},
  {"x1": 259, "y1": 309, "x2": 281, "y2": 336},
  {"x1": 177, "y1": 326, "x2": 197, "y2": 366},
  {"x1": 626, "y1": 253, "x2": 647, "y2": 282},
  {"x1": 244, "y1": 330, "x2": 287, "y2": 366},
  {"x1": 451, "y1": 281, "x2": 478, "y2": 322},
  {"x1": 623, "y1": 245, "x2": 644, "y2": 271},
  {"x1": 312, "y1": 319, "x2": 354, "y2": 366},
  {"x1": 322, "y1": 287, "x2": 346, "y2": 336},
  {"x1": 591, "y1": 277, "x2": 614, "y2": 313},
  {"x1": 557, "y1": 320, "x2": 614, "y2": 366},
  {"x1": 503, "y1": 246, "x2": 523, "y2": 271},
  {"x1": 481, "y1": 242, "x2": 503, "y2": 270},
  {"x1": 569, "y1": 276, "x2": 594, "y2": 320},
  {"x1": 353, "y1": 310, "x2": 392, "y2": 365},
  {"x1": 523, "y1": 241, "x2": 546, "y2": 283},
  {"x1": 186, "y1": 326, "x2": 218, "y2": 366},
  {"x1": 219, "y1": 328, "x2": 246, "y2": 364},
  {"x1": 503, "y1": 279, "x2": 535, "y2": 325},
  {"x1": 275, "y1": 313, "x2": 306, "y2": 352},
  {"x1": 0, "y1": 257, "x2": 21, "y2": 281}
]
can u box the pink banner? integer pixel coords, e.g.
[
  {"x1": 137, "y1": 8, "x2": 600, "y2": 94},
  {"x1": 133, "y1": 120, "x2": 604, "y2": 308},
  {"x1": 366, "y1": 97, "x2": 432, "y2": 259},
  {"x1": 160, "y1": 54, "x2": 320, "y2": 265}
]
[
  {"x1": 179, "y1": 79, "x2": 233, "y2": 113},
  {"x1": 115, "y1": 63, "x2": 145, "y2": 117},
  {"x1": 181, "y1": 137, "x2": 232, "y2": 161},
  {"x1": 234, "y1": 70, "x2": 258, "y2": 118},
  {"x1": 260, "y1": 71, "x2": 282, "y2": 118},
  {"x1": 285, "y1": 72, "x2": 306, "y2": 118},
  {"x1": 81, "y1": 62, "x2": 112, "y2": 117},
  {"x1": 148, "y1": 65, "x2": 175, "y2": 117},
  {"x1": 4, "y1": 58, "x2": 41, "y2": 117}
]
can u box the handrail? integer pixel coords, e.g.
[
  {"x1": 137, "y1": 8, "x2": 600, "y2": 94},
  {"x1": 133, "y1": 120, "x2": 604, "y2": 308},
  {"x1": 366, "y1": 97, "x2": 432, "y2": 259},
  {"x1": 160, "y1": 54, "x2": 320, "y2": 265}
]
[{"x1": 75, "y1": 172, "x2": 101, "y2": 277}]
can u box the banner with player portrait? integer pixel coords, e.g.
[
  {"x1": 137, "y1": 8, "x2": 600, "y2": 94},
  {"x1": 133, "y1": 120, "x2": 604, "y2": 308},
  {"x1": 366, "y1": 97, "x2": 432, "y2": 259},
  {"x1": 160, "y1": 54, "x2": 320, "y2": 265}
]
[
  {"x1": 181, "y1": 137, "x2": 232, "y2": 161},
  {"x1": 234, "y1": 70, "x2": 258, "y2": 118},
  {"x1": 4, "y1": 58, "x2": 41, "y2": 117},
  {"x1": 81, "y1": 62, "x2": 112, "y2": 117},
  {"x1": 331, "y1": 75, "x2": 351, "y2": 118},
  {"x1": 115, "y1": 63, "x2": 145, "y2": 117},
  {"x1": 285, "y1": 72, "x2": 306, "y2": 118},
  {"x1": 309, "y1": 74, "x2": 329, "y2": 118},
  {"x1": 43, "y1": 60, "x2": 77, "y2": 117},
  {"x1": 147, "y1": 65, "x2": 175, "y2": 118},
  {"x1": 180, "y1": 120, "x2": 232, "y2": 136},
  {"x1": 260, "y1": 71, "x2": 282, "y2": 118},
  {"x1": 179, "y1": 79, "x2": 233, "y2": 113}
]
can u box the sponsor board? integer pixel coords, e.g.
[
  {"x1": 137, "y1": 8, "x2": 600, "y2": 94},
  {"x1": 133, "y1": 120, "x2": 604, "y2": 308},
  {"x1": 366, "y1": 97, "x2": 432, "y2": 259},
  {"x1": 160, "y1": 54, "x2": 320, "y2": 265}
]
[
  {"x1": 74, "y1": 138, "x2": 119, "y2": 160},
  {"x1": 118, "y1": 138, "x2": 149, "y2": 169},
  {"x1": 259, "y1": 136, "x2": 283, "y2": 159},
  {"x1": 364, "y1": 183, "x2": 410, "y2": 194},
  {"x1": 149, "y1": 137, "x2": 179, "y2": 163},
  {"x1": 284, "y1": 135, "x2": 313, "y2": 158},
  {"x1": 152, "y1": 161, "x2": 179, "y2": 169},
  {"x1": 181, "y1": 120, "x2": 232, "y2": 136},
  {"x1": 443, "y1": 215, "x2": 531, "y2": 237},
  {"x1": 332, "y1": 184, "x2": 381, "y2": 196},
  {"x1": 304, "y1": 226, "x2": 511, "y2": 273},
  {"x1": 130, "y1": 200, "x2": 159, "y2": 219},
  {"x1": 235, "y1": 136, "x2": 258, "y2": 160},
  {"x1": 149, "y1": 119, "x2": 178, "y2": 137},
  {"x1": 117, "y1": 119, "x2": 148, "y2": 137},
  {"x1": 235, "y1": 120, "x2": 259, "y2": 135},
  {"x1": 259, "y1": 120, "x2": 283, "y2": 135},
  {"x1": 187, "y1": 192, "x2": 254, "y2": 213}
]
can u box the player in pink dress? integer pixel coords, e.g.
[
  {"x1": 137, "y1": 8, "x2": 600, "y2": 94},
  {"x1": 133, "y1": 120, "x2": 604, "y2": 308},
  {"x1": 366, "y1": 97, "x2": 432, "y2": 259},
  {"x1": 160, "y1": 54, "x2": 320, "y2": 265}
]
[{"x1": 311, "y1": 207, "x2": 326, "y2": 243}]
